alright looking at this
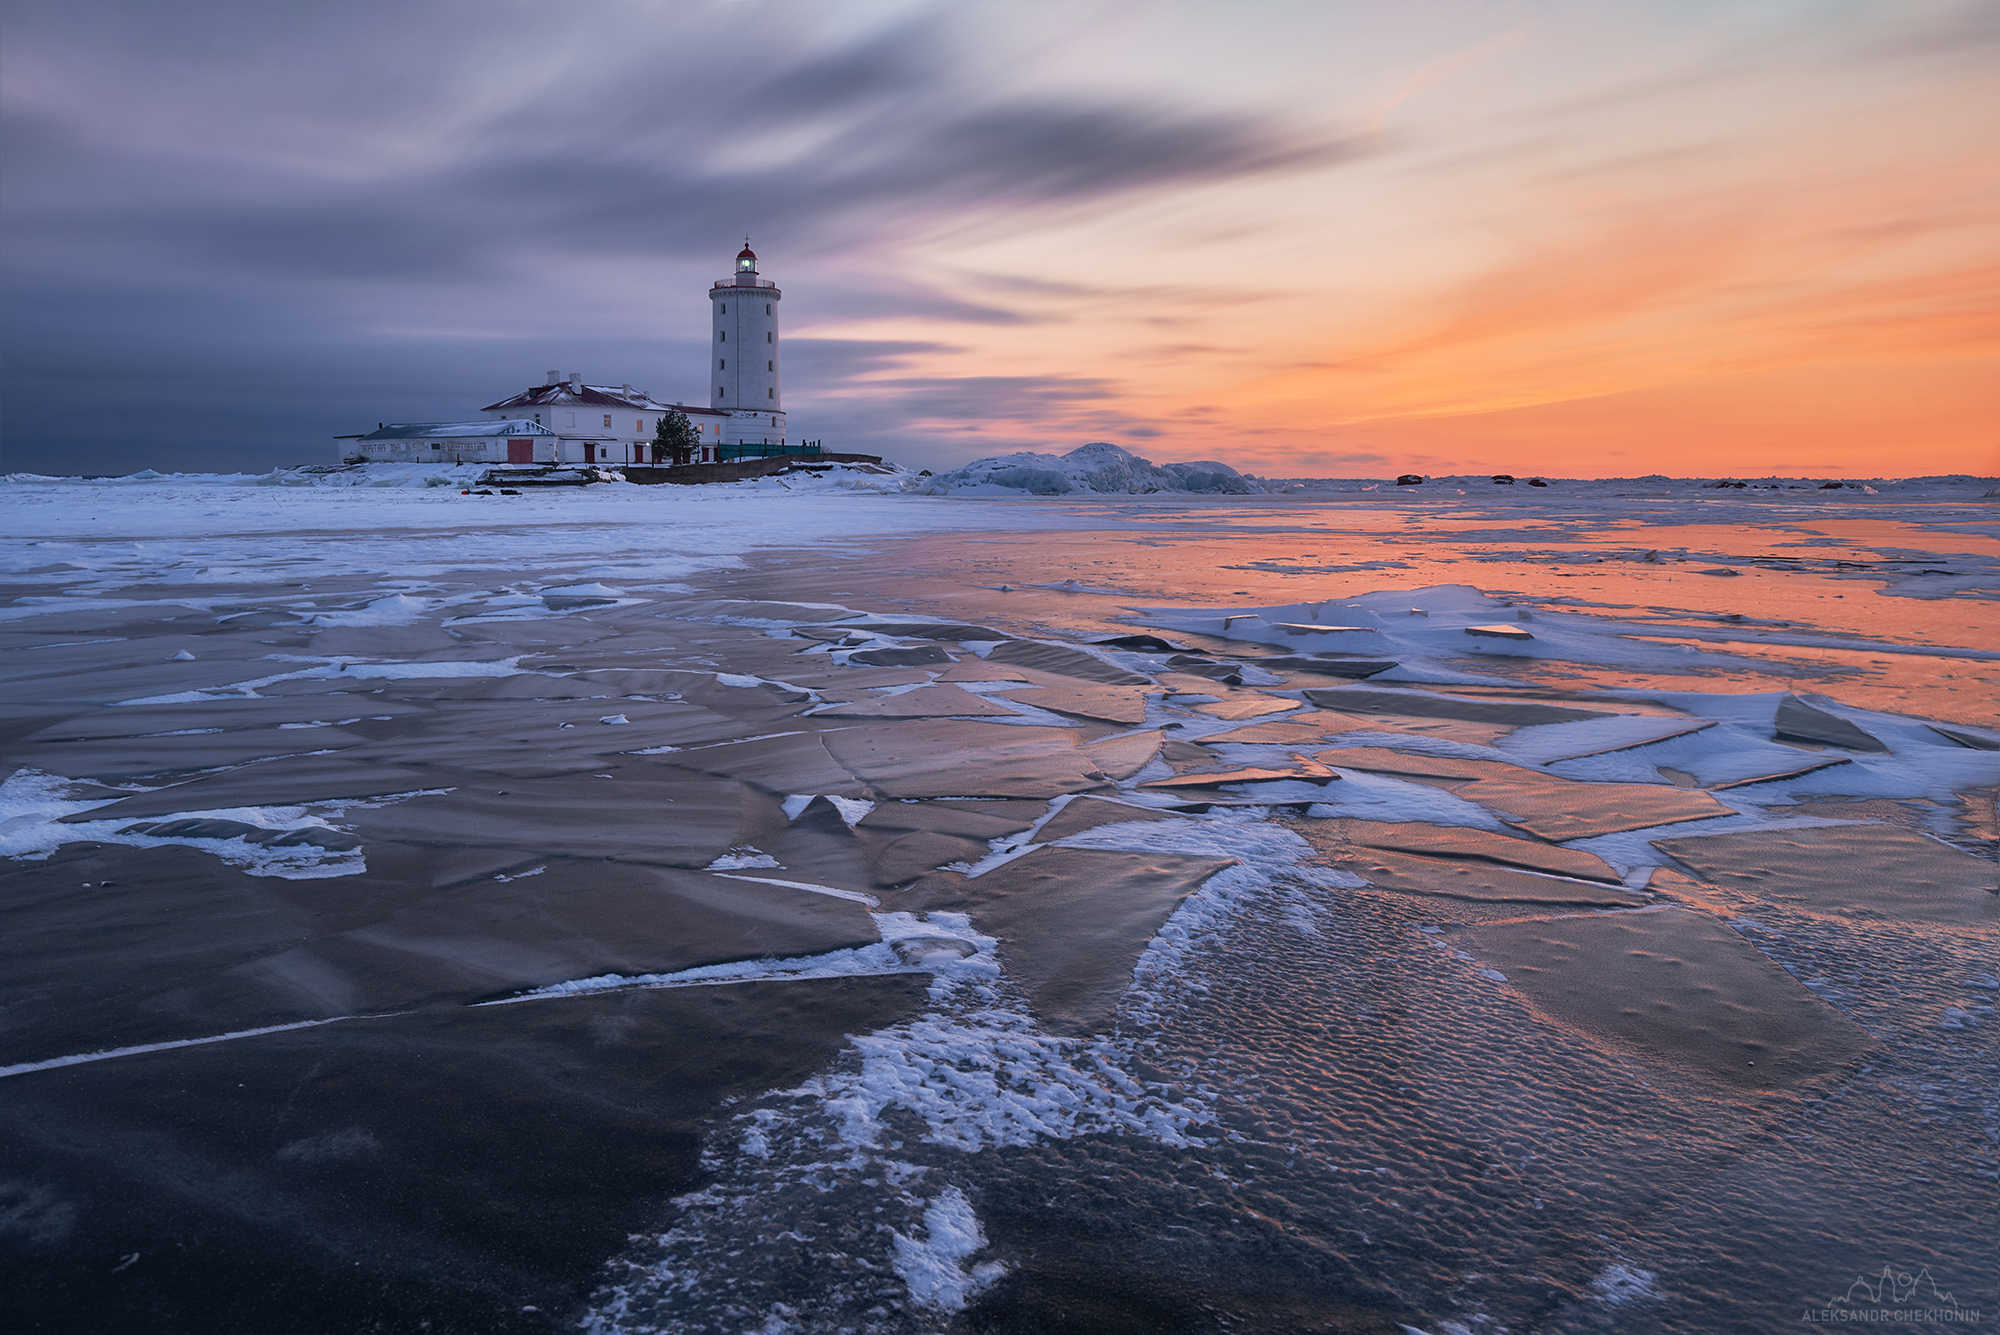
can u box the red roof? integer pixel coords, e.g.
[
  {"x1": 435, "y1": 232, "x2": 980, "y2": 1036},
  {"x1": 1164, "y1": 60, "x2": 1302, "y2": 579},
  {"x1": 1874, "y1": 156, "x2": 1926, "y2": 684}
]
[
  {"x1": 480, "y1": 383, "x2": 728, "y2": 416},
  {"x1": 737, "y1": 245, "x2": 757, "y2": 259}
]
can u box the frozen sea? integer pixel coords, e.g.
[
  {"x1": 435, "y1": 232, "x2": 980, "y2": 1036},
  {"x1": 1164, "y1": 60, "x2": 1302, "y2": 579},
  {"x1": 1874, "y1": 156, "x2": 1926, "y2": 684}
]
[{"x1": 1, "y1": 471, "x2": 1996, "y2": 1334}]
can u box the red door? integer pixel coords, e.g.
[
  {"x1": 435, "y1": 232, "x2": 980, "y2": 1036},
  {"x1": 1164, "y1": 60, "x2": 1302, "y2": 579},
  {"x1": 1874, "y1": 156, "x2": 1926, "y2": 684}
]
[
  {"x1": 507, "y1": 439, "x2": 533, "y2": 463},
  {"x1": 583, "y1": 443, "x2": 595, "y2": 464}
]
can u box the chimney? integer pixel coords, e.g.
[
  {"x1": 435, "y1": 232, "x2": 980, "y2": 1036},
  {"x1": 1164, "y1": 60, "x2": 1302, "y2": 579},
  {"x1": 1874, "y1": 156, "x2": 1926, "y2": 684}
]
[
  {"x1": 545, "y1": 370, "x2": 560, "y2": 385},
  {"x1": 568, "y1": 371, "x2": 582, "y2": 390},
  {"x1": 621, "y1": 384, "x2": 633, "y2": 398}
]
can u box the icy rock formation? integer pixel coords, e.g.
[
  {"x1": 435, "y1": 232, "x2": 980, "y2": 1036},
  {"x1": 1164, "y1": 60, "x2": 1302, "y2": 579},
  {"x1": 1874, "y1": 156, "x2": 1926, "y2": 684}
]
[{"x1": 913, "y1": 442, "x2": 1257, "y2": 496}]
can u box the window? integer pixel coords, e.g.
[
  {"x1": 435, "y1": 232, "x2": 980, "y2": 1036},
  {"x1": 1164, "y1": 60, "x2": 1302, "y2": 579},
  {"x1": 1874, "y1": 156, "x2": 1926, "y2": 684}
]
[
  {"x1": 766, "y1": 331, "x2": 772, "y2": 342},
  {"x1": 603, "y1": 415, "x2": 612, "y2": 429},
  {"x1": 719, "y1": 304, "x2": 726, "y2": 313},
  {"x1": 767, "y1": 360, "x2": 773, "y2": 371},
  {"x1": 719, "y1": 330, "x2": 726, "y2": 342},
  {"x1": 719, "y1": 359, "x2": 725, "y2": 370},
  {"x1": 564, "y1": 412, "x2": 576, "y2": 427},
  {"x1": 765, "y1": 304, "x2": 771, "y2": 314},
  {"x1": 636, "y1": 419, "x2": 644, "y2": 432},
  {"x1": 718, "y1": 388, "x2": 725, "y2": 398},
  {"x1": 768, "y1": 389, "x2": 774, "y2": 399}
]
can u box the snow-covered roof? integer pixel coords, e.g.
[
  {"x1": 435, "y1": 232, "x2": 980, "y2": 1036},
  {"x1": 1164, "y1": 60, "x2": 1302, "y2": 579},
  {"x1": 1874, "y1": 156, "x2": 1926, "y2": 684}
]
[
  {"x1": 358, "y1": 420, "x2": 554, "y2": 441},
  {"x1": 481, "y1": 383, "x2": 728, "y2": 416}
]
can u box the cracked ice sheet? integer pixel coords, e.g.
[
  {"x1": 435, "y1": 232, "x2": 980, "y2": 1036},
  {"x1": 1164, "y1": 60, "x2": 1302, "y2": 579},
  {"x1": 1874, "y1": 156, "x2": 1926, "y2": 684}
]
[
  {"x1": 570, "y1": 810, "x2": 1342, "y2": 1333},
  {"x1": 111, "y1": 654, "x2": 532, "y2": 705},
  {"x1": 0, "y1": 767, "x2": 426, "y2": 879},
  {"x1": 504, "y1": 912, "x2": 992, "y2": 1001},
  {"x1": 574, "y1": 958, "x2": 1216, "y2": 1334},
  {"x1": 1131, "y1": 585, "x2": 1996, "y2": 690}
]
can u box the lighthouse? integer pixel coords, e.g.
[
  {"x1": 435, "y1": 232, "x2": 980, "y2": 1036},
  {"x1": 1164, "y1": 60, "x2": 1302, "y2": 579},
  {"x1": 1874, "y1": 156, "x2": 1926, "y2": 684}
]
[{"x1": 709, "y1": 241, "x2": 785, "y2": 453}]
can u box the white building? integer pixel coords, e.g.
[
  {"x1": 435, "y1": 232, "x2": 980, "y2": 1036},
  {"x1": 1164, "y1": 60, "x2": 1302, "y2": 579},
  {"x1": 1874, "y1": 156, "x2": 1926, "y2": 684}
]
[
  {"x1": 337, "y1": 419, "x2": 555, "y2": 464},
  {"x1": 336, "y1": 243, "x2": 804, "y2": 465},
  {"x1": 480, "y1": 373, "x2": 731, "y2": 465}
]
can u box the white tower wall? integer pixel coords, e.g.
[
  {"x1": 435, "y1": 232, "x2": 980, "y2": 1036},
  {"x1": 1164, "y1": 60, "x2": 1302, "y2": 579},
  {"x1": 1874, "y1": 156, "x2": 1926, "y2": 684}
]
[{"x1": 708, "y1": 245, "x2": 786, "y2": 448}]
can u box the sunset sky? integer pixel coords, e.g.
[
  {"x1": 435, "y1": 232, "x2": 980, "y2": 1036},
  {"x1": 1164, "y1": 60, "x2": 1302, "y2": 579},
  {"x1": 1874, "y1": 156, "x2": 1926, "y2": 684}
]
[{"x1": 3, "y1": 0, "x2": 1995, "y2": 478}]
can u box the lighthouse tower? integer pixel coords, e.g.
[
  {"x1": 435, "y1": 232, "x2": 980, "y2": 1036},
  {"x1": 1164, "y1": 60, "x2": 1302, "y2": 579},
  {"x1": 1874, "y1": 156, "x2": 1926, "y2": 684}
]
[{"x1": 709, "y1": 241, "x2": 785, "y2": 452}]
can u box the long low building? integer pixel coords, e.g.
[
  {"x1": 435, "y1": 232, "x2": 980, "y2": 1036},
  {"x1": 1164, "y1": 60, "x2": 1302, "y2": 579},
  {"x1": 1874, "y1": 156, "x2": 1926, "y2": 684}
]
[
  {"x1": 336, "y1": 419, "x2": 556, "y2": 464},
  {"x1": 482, "y1": 374, "x2": 736, "y2": 465}
]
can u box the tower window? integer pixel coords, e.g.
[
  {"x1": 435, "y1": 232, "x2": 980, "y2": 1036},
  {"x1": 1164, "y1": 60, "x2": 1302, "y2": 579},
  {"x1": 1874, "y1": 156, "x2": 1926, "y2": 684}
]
[
  {"x1": 719, "y1": 304, "x2": 725, "y2": 313},
  {"x1": 768, "y1": 389, "x2": 774, "y2": 399},
  {"x1": 718, "y1": 388, "x2": 725, "y2": 398},
  {"x1": 765, "y1": 304, "x2": 771, "y2": 315},
  {"x1": 766, "y1": 331, "x2": 772, "y2": 342},
  {"x1": 719, "y1": 330, "x2": 726, "y2": 342},
  {"x1": 719, "y1": 359, "x2": 725, "y2": 369},
  {"x1": 767, "y1": 360, "x2": 773, "y2": 371}
]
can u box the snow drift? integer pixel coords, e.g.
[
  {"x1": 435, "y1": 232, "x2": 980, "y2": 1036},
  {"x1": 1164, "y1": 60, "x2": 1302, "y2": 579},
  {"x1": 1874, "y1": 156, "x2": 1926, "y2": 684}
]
[{"x1": 913, "y1": 443, "x2": 1257, "y2": 496}]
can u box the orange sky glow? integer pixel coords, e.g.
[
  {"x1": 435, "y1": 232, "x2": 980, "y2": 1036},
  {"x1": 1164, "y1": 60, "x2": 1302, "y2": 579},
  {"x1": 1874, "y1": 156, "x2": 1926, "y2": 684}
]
[
  {"x1": 793, "y1": 0, "x2": 2000, "y2": 477},
  {"x1": 3, "y1": 0, "x2": 1995, "y2": 477}
]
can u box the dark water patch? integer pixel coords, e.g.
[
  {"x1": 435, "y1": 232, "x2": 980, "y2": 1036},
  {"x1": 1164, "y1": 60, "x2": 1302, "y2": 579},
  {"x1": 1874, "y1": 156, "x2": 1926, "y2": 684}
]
[
  {"x1": 1197, "y1": 714, "x2": 1370, "y2": 746},
  {"x1": 1079, "y1": 730, "x2": 1164, "y2": 778},
  {"x1": 1313, "y1": 746, "x2": 1534, "y2": 783},
  {"x1": 1303, "y1": 817, "x2": 1623, "y2": 882},
  {"x1": 995, "y1": 683, "x2": 1156, "y2": 724},
  {"x1": 21, "y1": 726, "x2": 375, "y2": 781},
  {"x1": 1775, "y1": 693, "x2": 1890, "y2": 752},
  {"x1": 817, "y1": 683, "x2": 1022, "y2": 718},
  {"x1": 343, "y1": 767, "x2": 750, "y2": 867},
  {"x1": 1456, "y1": 907, "x2": 1877, "y2": 1090},
  {"x1": 962, "y1": 1134, "x2": 1419, "y2": 1334},
  {"x1": 1034, "y1": 796, "x2": 1183, "y2": 845},
  {"x1": 1652, "y1": 825, "x2": 2000, "y2": 924},
  {"x1": 1303, "y1": 687, "x2": 1613, "y2": 728},
  {"x1": 302, "y1": 624, "x2": 475, "y2": 656},
  {"x1": 931, "y1": 847, "x2": 1235, "y2": 1035},
  {"x1": 848, "y1": 644, "x2": 956, "y2": 667},
  {"x1": 0, "y1": 977, "x2": 931, "y2": 1334},
  {"x1": 826, "y1": 720, "x2": 1108, "y2": 799},
  {"x1": 752, "y1": 792, "x2": 886, "y2": 892},
  {"x1": 647, "y1": 729, "x2": 870, "y2": 797},
  {"x1": 1453, "y1": 775, "x2": 1735, "y2": 841},
  {"x1": 201, "y1": 862, "x2": 880, "y2": 1019},
  {"x1": 19, "y1": 696, "x2": 429, "y2": 741},
  {"x1": 1335, "y1": 848, "x2": 1648, "y2": 906},
  {"x1": 984, "y1": 639, "x2": 1153, "y2": 686},
  {"x1": 1142, "y1": 761, "x2": 1338, "y2": 790},
  {"x1": 0, "y1": 843, "x2": 328, "y2": 1064}
]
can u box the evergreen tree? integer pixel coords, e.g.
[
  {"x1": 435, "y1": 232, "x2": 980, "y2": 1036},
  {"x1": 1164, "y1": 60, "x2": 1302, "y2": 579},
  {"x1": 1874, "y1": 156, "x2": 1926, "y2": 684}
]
[{"x1": 651, "y1": 409, "x2": 699, "y2": 465}]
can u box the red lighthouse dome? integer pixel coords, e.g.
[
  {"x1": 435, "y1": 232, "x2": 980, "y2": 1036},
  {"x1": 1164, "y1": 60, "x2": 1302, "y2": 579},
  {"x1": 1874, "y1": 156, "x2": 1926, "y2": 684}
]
[{"x1": 735, "y1": 242, "x2": 757, "y2": 274}]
